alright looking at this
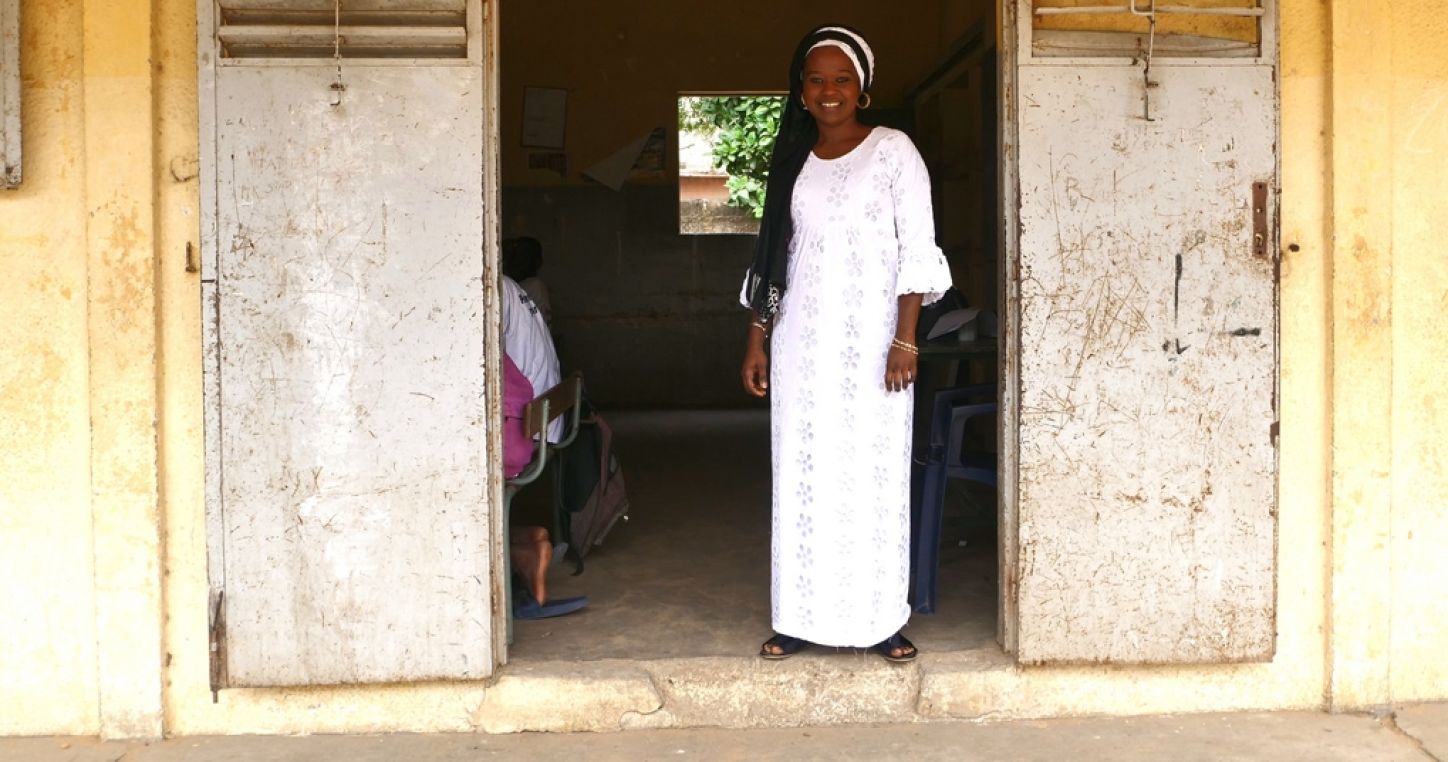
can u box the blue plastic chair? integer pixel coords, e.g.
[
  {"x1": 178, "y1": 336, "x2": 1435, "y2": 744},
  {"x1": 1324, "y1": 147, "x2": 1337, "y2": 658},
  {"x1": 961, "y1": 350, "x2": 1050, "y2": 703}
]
[{"x1": 911, "y1": 384, "x2": 997, "y2": 614}]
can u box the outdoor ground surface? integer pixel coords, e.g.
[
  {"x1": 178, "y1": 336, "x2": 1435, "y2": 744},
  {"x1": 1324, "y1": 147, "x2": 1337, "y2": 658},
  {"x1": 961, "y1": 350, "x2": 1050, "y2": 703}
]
[{"x1": 5, "y1": 704, "x2": 1445, "y2": 761}]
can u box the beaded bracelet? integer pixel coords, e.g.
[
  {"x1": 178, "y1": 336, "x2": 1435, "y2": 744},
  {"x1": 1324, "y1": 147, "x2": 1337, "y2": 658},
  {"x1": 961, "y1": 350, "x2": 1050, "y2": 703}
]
[{"x1": 891, "y1": 338, "x2": 919, "y2": 355}]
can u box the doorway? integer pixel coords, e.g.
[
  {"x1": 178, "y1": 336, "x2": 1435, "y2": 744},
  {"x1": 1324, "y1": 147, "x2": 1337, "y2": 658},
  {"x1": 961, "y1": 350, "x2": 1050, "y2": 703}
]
[
  {"x1": 195, "y1": 0, "x2": 1282, "y2": 688},
  {"x1": 194, "y1": 0, "x2": 1005, "y2": 685},
  {"x1": 496, "y1": 1, "x2": 1005, "y2": 663}
]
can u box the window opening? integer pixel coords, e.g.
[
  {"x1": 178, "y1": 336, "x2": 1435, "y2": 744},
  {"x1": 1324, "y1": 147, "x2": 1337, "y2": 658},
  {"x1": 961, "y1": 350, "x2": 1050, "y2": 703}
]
[{"x1": 677, "y1": 94, "x2": 784, "y2": 235}]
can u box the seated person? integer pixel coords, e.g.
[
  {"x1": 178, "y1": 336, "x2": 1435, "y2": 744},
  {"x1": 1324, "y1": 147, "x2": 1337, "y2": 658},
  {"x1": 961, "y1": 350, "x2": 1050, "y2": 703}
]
[
  {"x1": 502, "y1": 236, "x2": 552, "y2": 326},
  {"x1": 501, "y1": 322, "x2": 584, "y2": 620},
  {"x1": 501, "y1": 273, "x2": 562, "y2": 443}
]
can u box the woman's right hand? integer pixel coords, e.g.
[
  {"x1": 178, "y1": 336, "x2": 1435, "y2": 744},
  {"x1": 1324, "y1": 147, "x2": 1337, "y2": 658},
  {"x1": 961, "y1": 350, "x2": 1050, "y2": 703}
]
[{"x1": 741, "y1": 346, "x2": 769, "y2": 397}]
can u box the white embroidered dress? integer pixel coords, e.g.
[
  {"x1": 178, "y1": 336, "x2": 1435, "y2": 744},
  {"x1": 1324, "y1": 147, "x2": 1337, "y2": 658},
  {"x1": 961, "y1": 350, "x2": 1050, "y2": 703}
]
[{"x1": 747, "y1": 127, "x2": 952, "y2": 647}]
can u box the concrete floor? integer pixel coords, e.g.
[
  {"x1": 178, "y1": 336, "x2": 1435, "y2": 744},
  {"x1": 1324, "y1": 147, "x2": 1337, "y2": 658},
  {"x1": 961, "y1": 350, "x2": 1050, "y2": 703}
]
[
  {"x1": 511, "y1": 409, "x2": 999, "y2": 662},
  {"x1": 8, "y1": 708, "x2": 1443, "y2": 761}
]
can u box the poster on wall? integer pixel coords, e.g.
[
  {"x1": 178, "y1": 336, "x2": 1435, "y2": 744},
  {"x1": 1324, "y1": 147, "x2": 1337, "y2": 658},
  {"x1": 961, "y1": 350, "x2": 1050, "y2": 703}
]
[
  {"x1": 584, "y1": 127, "x2": 667, "y2": 191},
  {"x1": 522, "y1": 87, "x2": 567, "y2": 149},
  {"x1": 632, "y1": 127, "x2": 668, "y2": 180}
]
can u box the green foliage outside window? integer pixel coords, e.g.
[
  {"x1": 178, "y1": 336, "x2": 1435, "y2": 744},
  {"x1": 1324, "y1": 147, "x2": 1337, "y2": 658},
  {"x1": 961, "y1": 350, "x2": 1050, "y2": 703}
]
[{"x1": 679, "y1": 96, "x2": 785, "y2": 219}]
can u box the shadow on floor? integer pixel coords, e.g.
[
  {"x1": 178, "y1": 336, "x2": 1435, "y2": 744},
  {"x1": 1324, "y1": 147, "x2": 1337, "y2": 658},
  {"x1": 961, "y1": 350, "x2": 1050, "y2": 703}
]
[{"x1": 511, "y1": 409, "x2": 998, "y2": 662}]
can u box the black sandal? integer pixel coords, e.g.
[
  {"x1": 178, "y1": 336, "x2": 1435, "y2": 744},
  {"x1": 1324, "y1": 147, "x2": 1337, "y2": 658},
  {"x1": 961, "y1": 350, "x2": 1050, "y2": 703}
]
[
  {"x1": 872, "y1": 631, "x2": 918, "y2": 663},
  {"x1": 759, "y1": 633, "x2": 810, "y2": 660}
]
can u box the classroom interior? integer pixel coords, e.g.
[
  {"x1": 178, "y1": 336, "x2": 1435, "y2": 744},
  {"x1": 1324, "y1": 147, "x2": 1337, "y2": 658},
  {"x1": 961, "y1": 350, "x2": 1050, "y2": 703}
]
[{"x1": 500, "y1": 0, "x2": 1004, "y2": 662}]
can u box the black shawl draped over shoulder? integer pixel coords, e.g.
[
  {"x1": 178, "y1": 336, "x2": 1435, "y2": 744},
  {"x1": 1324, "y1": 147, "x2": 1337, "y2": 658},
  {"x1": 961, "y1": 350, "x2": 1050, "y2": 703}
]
[{"x1": 743, "y1": 24, "x2": 874, "y2": 321}]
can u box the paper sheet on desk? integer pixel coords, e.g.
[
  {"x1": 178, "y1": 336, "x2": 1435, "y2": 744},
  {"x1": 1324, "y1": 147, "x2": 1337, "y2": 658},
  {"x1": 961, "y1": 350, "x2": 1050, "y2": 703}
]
[{"x1": 926, "y1": 308, "x2": 981, "y2": 340}]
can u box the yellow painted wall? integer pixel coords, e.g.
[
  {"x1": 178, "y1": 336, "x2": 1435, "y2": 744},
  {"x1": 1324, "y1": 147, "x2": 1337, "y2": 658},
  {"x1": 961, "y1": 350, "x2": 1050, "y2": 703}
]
[
  {"x1": 2, "y1": 0, "x2": 168, "y2": 738},
  {"x1": 83, "y1": 0, "x2": 167, "y2": 739},
  {"x1": 154, "y1": 0, "x2": 208, "y2": 734},
  {"x1": 1386, "y1": 0, "x2": 1448, "y2": 704},
  {"x1": 1324, "y1": 0, "x2": 1448, "y2": 711},
  {"x1": 0, "y1": 0, "x2": 98, "y2": 736},
  {"x1": 1, "y1": 0, "x2": 1445, "y2": 739}
]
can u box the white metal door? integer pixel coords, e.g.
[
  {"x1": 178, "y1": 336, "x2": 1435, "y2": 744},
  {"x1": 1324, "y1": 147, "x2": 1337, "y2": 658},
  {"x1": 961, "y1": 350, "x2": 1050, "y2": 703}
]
[
  {"x1": 200, "y1": 0, "x2": 501, "y2": 686},
  {"x1": 1003, "y1": 0, "x2": 1278, "y2": 664}
]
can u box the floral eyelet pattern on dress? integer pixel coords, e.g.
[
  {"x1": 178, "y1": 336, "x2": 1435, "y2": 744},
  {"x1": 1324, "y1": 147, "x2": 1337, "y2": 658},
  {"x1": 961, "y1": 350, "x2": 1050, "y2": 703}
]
[{"x1": 749, "y1": 127, "x2": 953, "y2": 647}]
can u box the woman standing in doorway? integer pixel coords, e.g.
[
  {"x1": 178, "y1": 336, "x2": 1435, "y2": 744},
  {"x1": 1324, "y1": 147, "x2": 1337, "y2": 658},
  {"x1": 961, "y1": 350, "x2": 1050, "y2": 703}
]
[{"x1": 740, "y1": 25, "x2": 952, "y2": 662}]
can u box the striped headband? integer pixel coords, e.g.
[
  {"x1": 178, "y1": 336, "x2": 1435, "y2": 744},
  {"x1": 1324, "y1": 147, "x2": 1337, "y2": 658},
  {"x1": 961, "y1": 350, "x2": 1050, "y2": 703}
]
[{"x1": 805, "y1": 27, "x2": 875, "y2": 90}]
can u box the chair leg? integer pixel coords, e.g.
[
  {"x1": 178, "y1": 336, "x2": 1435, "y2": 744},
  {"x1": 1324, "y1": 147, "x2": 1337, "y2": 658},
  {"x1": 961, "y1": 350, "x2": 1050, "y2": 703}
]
[
  {"x1": 909, "y1": 462, "x2": 924, "y2": 587},
  {"x1": 914, "y1": 460, "x2": 948, "y2": 614},
  {"x1": 503, "y1": 495, "x2": 514, "y2": 647},
  {"x1": 549, "y1": 453, "x2": 567, "y2": 556}
]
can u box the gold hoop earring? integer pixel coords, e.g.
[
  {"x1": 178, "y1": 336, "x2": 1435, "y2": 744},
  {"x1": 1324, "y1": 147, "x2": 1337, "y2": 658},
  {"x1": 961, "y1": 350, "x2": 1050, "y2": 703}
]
[{"x1": 858, "y1": 93, "x2": 872, "y2": 110}]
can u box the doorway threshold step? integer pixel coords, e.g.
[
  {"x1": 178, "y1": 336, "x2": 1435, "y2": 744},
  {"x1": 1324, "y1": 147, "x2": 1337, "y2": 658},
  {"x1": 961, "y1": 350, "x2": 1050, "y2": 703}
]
[{"x1": 477, "y1": 648, "x2": 1016, "y2": 733}]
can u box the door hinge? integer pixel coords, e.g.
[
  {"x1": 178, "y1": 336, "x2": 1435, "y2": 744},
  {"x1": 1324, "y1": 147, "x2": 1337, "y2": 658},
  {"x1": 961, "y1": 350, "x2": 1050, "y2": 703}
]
[{"x1": 208, "y1": 589, "x2": 227, "y2": 702}]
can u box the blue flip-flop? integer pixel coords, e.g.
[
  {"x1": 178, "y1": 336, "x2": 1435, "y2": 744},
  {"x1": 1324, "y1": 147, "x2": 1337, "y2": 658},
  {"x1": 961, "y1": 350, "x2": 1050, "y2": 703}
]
[{"x1": 512, "y1": 580, "x2": 588, "y2": 620}]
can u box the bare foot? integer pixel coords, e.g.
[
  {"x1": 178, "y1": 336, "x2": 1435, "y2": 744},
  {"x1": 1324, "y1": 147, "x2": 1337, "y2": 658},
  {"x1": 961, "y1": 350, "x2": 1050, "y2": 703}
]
[
  {"x1": 759, "y1": 633, "x2": 809, "y2": 658},
  {"x1": 510, "y1": 526, "x2": 553, "y2": 604}
]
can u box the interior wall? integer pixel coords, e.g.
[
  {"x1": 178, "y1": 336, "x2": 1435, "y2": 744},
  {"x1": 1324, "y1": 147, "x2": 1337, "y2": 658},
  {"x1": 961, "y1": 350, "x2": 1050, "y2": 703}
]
[
  {"x1": 499, "y1": 0, "x2": 955, "y2": 408},
  {"x1": 941, "y1": 0, "x2": 994, "y2": 49},
  {"x1": 500, "y1": 0, "x2": 954, "y2": 189},
  {"x1": 501, "y1": 185, "x2": 751, "y2": 407},
  {"x1": 910, "y1": 33, "x2": 997, "y2": 317}
]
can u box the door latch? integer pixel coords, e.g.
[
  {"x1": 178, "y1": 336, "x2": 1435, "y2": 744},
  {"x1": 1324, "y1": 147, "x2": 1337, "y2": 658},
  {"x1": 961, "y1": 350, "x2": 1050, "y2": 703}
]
[{"x1": 1252, "y1": 181, "x2": 1269, "y2": 258}]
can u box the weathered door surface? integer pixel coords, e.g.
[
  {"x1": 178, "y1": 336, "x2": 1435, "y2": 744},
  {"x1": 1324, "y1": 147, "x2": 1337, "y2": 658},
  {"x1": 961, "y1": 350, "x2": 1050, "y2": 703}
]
[
  {"x1": 201, "y1": 1, "x2": 497, "y2": 686},
  {"x1": 1005, "y1": 1, "x2": 1278, "y2": 663}
]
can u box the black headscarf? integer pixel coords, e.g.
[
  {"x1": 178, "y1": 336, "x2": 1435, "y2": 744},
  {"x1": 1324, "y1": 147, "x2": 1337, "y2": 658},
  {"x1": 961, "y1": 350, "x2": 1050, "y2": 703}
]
[{"x1": 744, "y1": 24, "x2": 875, "y2": 321}]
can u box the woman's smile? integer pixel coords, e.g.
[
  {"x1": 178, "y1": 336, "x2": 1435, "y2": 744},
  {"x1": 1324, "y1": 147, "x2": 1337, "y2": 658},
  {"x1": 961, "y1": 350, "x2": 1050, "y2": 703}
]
[{"x1": 801, "y1": 45, "x2": 862, "y2": 125}]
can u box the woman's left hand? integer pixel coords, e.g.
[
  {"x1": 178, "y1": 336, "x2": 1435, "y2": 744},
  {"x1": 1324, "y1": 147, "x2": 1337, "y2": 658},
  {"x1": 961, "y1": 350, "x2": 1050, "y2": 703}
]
[{"x1": 885, "y1": 346, "x2": 918, "y2": 393}]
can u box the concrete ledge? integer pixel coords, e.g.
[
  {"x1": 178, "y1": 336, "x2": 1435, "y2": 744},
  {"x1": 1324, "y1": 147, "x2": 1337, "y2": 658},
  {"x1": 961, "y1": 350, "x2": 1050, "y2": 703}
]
[
  {"x1": 475, "y1": 660, "x2": 662, "y2": 733},
  {"x1": 488, "y1": 652, "x2": 930, "y2": 732},
  {"x1": 915, "y1": 646, "x2": 1021, "y2": 719},
  {"x1": 484, "y1": 646, "x2": 1324, "y2": 734},
  {"x1": 917, "y1": 649, "x2": 1319, "y2": 722},
  {"x1": 630, "y1": 654, "x2": 923, "y2": 729}
]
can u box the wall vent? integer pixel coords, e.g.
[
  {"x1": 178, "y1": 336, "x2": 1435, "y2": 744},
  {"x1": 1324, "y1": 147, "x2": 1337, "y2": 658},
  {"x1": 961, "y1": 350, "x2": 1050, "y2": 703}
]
[
  {"x1": 218, "y1": 0, "x2": 467, "y2": 60},
  {"x1": 1031, "y1": 0, "x2": 1264, "y2": 58}
]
